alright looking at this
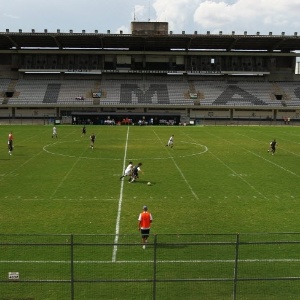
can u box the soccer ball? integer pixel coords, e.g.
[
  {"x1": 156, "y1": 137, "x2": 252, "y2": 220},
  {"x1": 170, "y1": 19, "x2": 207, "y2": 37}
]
[{"x1": 147, "y1": 182, "x2": 151, "y2": 186}]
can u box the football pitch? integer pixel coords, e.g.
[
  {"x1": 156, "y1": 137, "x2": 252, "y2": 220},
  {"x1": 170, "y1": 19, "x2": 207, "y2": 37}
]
[{"x1": 1, "y1": 124, "x2": 300, "y2": 299}]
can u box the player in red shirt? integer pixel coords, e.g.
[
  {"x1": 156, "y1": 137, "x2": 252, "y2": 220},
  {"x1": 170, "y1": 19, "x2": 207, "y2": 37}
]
[{"x1": 138, "y1": 205, "x2": 153, "y2": 249}]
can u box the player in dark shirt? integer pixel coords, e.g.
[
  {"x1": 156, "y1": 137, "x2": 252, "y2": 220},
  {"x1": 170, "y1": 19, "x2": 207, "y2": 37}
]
[
  {"x1": 8, "y1": 132, "x2": 13, "y2": 155},
  {"x1": 82, "y1": 125, "x2": 86, "y2": 137},
  {"x1": 268, "y1": 139, "x2": 277, "y2": 155},
  {"x1": 130, "y1": 163, "x2": 143, "y2": 183},
  {"x1": 90, "y1": 133, "x2": 95, "y2": 149}
]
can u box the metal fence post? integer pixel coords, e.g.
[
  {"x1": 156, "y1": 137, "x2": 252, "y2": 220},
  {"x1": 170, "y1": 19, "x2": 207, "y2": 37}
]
[
  {"x1": 70, "y1": 234, "x2": 74, "y2": 300},
  {"x1": 152, "y1": 234, "x2": 157, "y2": 300},
  {"x1": 233, "y1": 233, "x2": 240, "y2": 300}
]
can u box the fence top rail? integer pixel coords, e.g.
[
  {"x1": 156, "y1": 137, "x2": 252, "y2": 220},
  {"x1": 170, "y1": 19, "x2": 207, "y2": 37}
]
[
  {"x1": 0, "y1": 232, "x2": 300, "y2": 237},
  {"x1": 1, "y1": 233, "x2": 300, "y2": 246}
]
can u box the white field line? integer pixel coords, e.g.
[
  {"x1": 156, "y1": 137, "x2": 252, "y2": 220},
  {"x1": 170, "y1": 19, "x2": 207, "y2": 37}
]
[
  {"x1": 1, "y1": 258, "x2": 300, "y2": 264},
  {"x1": 50, "y1": 147, "x2": 89, "y2": 199},
  {"x1": 243, "y1": 128, "x2": 300, "y2": 147},
  {"x1": 153, "y1": 130, "x2": 199, "y2": 200},
  {"x1": 112, "y1": 126, "x2": 130, "y2": 262},
  {"x1": 48, "y1": 130, "x2": 97, "y2": 198},
  {"x1": 210, "y1": 151, "x2": 270, "y2": 200},
  {"x1": 5, "y1": 195, "x2": 300, "y2": 201},
  {"x1": 20, "y1": 198, "x2": 118, "y2": 201},
  {"x1": 236, "y1": 132, "x2": 300, "y2": 174},
  {"x1": 3, "y1": 128, "x2": 50, "y2": 175},
  {"x1": 43, "y1": 141, "x2": 121, "y2": 160},
  {"x1": 184, "y1": 132, "x2": 270, "y2": 200},
  {"x1": 248, "y1": 150, "x2": 299, "y2": 177},
  {"x1": 43, "y1": 139, "x2": 207, "y2": 161},
  {"x1": 0, "y1": 150, "x2": 44, "y2": 182}
]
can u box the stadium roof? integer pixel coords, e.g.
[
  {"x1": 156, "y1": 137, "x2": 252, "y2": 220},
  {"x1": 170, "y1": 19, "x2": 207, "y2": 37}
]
[{"x1": 1, "y1": 31, "x2": 300, "y2": 52}]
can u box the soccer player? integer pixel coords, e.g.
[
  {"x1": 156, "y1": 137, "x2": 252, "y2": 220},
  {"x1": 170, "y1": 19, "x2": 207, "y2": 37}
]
[
  {"x1": 52, "y1": 126, "x2": 57, "y2": 138},
  {"x1": 120, "y1": 161, "x2": 133, "y2": 180},
  {"x1": 138, "y1": 205, "x2": 153, "y2": 249},
  {"x1": 129, "y1": 162, "x2": 143, "y2": 183},
  {"x1": 268, "y1": 139, "x2": 277, "y2": 155},
  {"x1": 90, "y1": 133, "x2": 96, "y2": 149},
  {"x1": 81, "y1": 125, "x2": 86, "y2": 137},
  {"x1": 166, "y1": 135, "x2": 174, "y2": 148},
  {"x1": 8, "y1": 131, "x2": 13, "y2": 155}
]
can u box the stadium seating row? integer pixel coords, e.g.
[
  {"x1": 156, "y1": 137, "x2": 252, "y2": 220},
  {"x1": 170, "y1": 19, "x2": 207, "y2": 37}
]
[{"x1": 0, "y1": 78, "x2": 300, "y2": 107}]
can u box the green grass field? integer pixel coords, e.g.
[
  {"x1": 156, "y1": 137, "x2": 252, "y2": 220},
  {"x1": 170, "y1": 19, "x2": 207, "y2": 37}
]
[{"x1": 1, "y1": 124, "x2": 300, "y2": 299}]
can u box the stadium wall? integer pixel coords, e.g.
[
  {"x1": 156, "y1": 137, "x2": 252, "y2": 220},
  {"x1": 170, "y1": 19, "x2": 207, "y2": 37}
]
[{"x1": 0, "y1": 36, "x2": 300, "y2": 124}]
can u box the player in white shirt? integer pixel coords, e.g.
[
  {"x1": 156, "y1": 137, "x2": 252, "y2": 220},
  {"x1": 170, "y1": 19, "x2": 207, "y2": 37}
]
[
  {"x1": 166, "y1": 135, "x2": 174, "y2": 148},
  {"x1": 52, "y1": 126, "x2": 57, "y2": 138},
  {"x1": 120, "y1": 162, "x2": 133, "y2": 180}
]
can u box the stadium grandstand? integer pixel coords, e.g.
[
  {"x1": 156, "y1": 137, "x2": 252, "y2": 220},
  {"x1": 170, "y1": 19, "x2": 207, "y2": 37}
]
[{"x1": 0, "y1": 22, "x2": 300, "y2": 125}]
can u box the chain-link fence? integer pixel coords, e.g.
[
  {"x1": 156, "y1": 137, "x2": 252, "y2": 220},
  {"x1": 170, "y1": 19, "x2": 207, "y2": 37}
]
[{"x1": 0, "y1": 233, "x2": 300, "y2": 299}]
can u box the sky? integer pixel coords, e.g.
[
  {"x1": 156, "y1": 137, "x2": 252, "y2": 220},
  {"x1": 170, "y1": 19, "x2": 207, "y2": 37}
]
[{"x1": 1, "y1": 0, "x2": 300, "y2": 36}]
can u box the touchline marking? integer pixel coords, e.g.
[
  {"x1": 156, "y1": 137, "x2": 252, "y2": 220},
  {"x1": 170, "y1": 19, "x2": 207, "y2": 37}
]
[{"x1": 112, "y1": 126, "x2": 130, "y2": 262}]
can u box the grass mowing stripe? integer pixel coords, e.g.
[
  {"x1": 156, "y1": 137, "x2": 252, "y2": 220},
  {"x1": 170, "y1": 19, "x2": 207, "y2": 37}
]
[{"x1": 112, "y1": 126, "x2": 130, "y2": 262}]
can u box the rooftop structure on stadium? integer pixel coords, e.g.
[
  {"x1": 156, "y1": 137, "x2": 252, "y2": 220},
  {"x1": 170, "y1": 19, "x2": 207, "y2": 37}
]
[{"x1": 131, "y1": 21, "x2": 168, "y2": 35}]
